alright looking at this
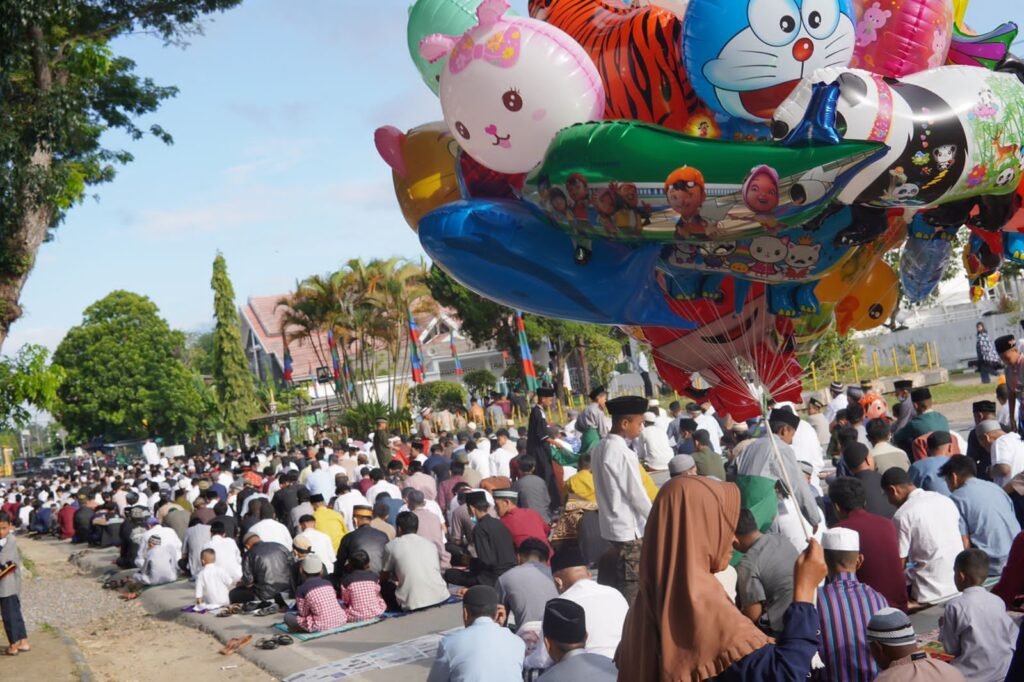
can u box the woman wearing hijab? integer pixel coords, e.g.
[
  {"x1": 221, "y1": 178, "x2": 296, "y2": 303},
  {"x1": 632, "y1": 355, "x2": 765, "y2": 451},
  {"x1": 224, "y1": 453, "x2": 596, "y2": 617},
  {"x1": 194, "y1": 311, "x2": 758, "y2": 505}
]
[
  {"x1": 616, "y1": 476, "x2": 826, "y2": 681},
  {"x1": 976, "y1": 322, "x2": 1001, "y2": 384}
]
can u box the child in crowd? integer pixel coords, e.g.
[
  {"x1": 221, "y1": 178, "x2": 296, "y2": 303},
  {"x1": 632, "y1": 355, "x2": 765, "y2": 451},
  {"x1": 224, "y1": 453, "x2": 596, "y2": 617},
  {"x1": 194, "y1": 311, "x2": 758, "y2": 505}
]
[
  {"x1": 939, "y1": 549, "x2": 1019, "y2": 682},
  {"x1": 194, "y1": 548, "x2": 234, "y2": 610},
  {"x1": 0, "y1": 511, "x2": 29, "y2": 656},
  {"x1": 340, "y1": 550, "x2": 387, "y2": 621},
  {"x1": 286, "y1": 556, "x2": 347, "y2": 633}
]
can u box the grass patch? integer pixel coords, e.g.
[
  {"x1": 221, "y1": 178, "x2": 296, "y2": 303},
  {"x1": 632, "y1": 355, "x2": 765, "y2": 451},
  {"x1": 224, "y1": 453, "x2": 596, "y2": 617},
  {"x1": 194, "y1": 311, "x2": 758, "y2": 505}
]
[
  {"x1": 19, "y1": 550, "x2": 36, "y2": 577},
  {"x1": 38, "y1": 622, "x2": 56, "y2": 634},
  {"x1": 929, "y1": 382, "x2": 997, "y2": 406}
]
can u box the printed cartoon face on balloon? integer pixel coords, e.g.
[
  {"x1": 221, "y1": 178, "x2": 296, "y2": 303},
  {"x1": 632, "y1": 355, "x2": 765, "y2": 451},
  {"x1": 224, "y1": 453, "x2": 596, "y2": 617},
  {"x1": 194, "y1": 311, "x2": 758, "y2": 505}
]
[
  {"x1": 860, "y1": 391, "x2": 887, "y2": 420},
  {"x1": 683, "y1": 0, "x2": 857, "y2": 122},
  {"x1": 743, "y1": 165, "x2": 781, "y2": 214},
  {"x1": 421, "y1": 0, "x2": 604, "y2": 174},
  {"x1": 665, "y1": 167, "x2": 709, "y2": 239}
]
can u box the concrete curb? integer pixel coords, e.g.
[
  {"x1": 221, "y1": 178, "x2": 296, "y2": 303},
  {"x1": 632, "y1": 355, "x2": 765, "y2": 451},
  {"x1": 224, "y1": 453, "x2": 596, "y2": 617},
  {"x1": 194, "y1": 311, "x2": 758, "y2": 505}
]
[{"x1": 53, "y1": 625, "x2": 96, "y2": 682}]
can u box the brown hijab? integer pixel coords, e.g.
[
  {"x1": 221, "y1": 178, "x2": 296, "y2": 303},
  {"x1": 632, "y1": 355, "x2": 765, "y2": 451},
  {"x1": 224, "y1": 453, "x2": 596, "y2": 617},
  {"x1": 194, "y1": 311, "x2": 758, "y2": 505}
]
[{"x1": 616, "y1": 476, "x2": 771, "y2": 681}]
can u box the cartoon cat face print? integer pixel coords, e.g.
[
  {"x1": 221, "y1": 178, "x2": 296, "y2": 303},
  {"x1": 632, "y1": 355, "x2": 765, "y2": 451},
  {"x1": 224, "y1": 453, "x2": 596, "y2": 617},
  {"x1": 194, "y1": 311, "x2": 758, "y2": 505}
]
[
  {"x1": 700, "y1": 0, "x2": 857, "y2": 122},
  {"x1": 785, "y1": 242, "x2": 821, "y2": 269}
]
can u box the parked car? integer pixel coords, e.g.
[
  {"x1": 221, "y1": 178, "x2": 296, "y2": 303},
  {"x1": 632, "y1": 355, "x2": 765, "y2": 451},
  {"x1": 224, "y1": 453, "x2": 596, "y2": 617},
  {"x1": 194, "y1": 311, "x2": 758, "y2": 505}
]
[{"x1": 12, "y1": 457, "x2": 44, "y2": 478}]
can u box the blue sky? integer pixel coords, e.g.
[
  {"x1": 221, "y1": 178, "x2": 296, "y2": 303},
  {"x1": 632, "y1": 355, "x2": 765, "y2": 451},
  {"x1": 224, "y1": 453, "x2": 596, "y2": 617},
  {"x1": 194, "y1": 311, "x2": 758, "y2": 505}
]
[{"x1": 3, "y1": 0, "x2": 1018, "y2": 354}]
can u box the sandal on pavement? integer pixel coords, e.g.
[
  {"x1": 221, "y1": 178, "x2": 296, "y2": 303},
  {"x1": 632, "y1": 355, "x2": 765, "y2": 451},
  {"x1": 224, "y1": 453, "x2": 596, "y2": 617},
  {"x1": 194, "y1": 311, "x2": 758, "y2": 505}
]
[
  {"x1": 255, "y1": 606, "x2": 277, "y2": 617},
  {"x1": 275, "y1": 634, "x2": 294, "y2": 646},
  {"x1": 5, "y1": 645, "x2": 18, "y2": 657},
  {"x1": 219, "y1": 637, "x2": 241, "y2": 655},
  {"x1": 241, "y1": 601, "x2": 263, "y2": 613},
  {"x1": 256, "y1": 638, "x2": 279, "y2": 650}
]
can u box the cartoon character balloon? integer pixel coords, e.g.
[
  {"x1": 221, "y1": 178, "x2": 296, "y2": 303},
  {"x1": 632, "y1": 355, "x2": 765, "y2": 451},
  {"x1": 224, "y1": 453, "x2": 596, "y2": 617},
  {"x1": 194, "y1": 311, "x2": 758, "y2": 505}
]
[
  {"x1": 772, "y1": 65, "x2": 1024, "y2": 216},
  {"x1": 421, "y1": 0, "x2": 604, "y2": 174},
  {"x1": 682, "y1": 0, "x2": 858, "y2": 122},
  {"x1": 849, "y1": 0, "x2": 954, "y2": 77},
  {"x1": 528, "y1": 0, "x2": 713, "y2": 134},
  {"x1": 860, "y1": 391, "x2": 887, "y2": 419},
  {"x1": 408, "y1": 0, "x2": 504, "y2": 95},
  {"x1": 375, "y1": 122, "x2": 462, "y2": 231}
]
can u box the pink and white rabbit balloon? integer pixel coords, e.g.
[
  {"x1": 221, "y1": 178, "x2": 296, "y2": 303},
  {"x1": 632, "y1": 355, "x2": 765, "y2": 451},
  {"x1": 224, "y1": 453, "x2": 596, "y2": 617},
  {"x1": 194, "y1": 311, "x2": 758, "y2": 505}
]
[{"x1": 420, "y1": 0, "x2": 604, "y2": 174}]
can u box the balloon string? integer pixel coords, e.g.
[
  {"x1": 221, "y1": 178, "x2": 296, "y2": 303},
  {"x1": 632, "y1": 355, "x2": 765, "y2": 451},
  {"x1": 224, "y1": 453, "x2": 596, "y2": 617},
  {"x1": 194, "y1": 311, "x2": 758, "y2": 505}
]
[{"x1": 759, "y1": 386, "x2": 813, "y2": 544}]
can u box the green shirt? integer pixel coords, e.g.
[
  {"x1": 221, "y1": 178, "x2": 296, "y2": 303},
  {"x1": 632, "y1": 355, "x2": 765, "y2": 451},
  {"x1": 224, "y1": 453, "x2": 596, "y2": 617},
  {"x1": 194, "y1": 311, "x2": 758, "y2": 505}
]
[{"x1": 893, "y1": 410, "x2": 950, "y2": 454}]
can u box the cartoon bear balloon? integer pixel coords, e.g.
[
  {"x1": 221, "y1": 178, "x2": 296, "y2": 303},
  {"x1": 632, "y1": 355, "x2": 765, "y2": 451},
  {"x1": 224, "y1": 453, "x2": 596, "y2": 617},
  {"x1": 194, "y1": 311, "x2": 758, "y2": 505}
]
[
  {"x1": 682, "y1": 0, "x2": 858, "y2": 122},
  {"x1": 421, "y1": 0, "x2": 604, "y2": 174}
]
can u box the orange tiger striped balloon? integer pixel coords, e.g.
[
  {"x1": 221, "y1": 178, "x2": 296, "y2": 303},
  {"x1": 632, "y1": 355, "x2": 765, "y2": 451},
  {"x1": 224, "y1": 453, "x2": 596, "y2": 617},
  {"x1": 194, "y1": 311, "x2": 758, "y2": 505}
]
[{"x1": 529, "y1": 0, "x2": 713, "y2": 134}]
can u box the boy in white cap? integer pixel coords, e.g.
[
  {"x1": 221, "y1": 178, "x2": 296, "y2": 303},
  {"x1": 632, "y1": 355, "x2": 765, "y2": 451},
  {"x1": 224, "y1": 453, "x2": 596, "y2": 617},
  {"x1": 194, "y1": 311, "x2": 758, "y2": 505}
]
[
  {"x1": 867, "y1": 608, "x2": 965, "y2": 681},
  {"x1": 816, "y1": 527, "x2": 888, "y2": 682}
]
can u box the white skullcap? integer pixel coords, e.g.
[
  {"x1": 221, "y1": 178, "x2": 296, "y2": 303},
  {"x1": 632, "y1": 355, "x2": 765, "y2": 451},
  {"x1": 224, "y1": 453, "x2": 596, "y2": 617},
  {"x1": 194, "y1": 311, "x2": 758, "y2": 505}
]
[
  {"x1": 977, "y1": 420, "x2": 1003, "y2": 435},
  {"x1": 821, "y1": 527, "x2": 860, "y2": 551},
  {"x1": 643, "y1": 412, "x2": 656, "y2": 423}
]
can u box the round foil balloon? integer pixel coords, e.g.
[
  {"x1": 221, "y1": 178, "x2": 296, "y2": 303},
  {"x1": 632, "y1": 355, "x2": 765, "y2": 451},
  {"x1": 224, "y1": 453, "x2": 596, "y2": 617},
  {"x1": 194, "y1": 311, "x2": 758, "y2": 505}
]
[
  {"x1": 421, "y1": 0, "x2": 604, "y2": 174},
  {"x1": 849, "y1": 0, "x2": 954, "y2": 77},
  {"x1": 375, "y1": 122, "x2": 461, "y2": 231},
  {"x1": 682, "y1": 0, "x2": 857, "y2": 122}
]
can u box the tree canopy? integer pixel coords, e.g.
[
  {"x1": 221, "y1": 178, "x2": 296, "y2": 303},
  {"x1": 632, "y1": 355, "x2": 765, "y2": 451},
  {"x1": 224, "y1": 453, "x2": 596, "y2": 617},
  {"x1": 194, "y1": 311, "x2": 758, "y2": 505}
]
[
  {"x1": 52, "y1": 290, "x2": 204, "y2": 442},
  {"x1": 0, "y1": 344, "x2": 65, "y2": 432},
  {"x1": 0, "y1": 0, "x2": 244, "y2": 350},
  {"x1": 211, "y1": 253, "x2": 259, "y2": 437}
]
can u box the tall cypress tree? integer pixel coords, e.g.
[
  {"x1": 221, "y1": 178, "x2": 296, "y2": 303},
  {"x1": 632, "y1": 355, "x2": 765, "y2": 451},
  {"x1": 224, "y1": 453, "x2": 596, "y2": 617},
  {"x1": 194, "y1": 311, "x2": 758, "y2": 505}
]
[{"x1": 211, "y1": 253, "x2": 258, "y2": 438}]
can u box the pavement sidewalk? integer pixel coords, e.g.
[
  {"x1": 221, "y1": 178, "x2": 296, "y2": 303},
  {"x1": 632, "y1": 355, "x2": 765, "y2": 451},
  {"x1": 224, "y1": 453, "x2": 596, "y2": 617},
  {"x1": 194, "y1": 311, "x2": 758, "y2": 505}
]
[{"x1": 52, "y1": 540, "x2": 462, "y2": 681}]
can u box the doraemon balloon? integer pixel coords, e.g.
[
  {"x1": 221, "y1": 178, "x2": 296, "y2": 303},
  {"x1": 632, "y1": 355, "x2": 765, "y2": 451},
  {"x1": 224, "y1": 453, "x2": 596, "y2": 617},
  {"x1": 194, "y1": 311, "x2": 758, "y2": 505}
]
[
  {"x1": 420, "y1": 0, "x2": 604, "y2": 174},
  {"x1": 683, "y1": 0, "x2": 857, "y2": 122}
]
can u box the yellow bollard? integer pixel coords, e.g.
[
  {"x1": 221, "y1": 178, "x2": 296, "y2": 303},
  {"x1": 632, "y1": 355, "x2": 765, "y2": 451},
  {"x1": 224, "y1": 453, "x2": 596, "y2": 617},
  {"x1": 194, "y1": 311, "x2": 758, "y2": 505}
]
[
  {"x1": 910, "y1": 344, "x2": 919, "y2": 372},
  {"x1": 892, "y1": 348, "x2": 900, "y2": 375},
  {"x1": 852, "y1": 355, "x2": 860, "y2": 383},
  {"x1": 831, "y1": 358, "x2": 839, "y2": 382},
  {"x1": 810, "y1": 363, "x2": 818, "y2": 391},
  {"x1": 925, "y1": 342, "x2": 934, "y2": 369},
  {"x1": 932, "y1": 341, "x2": 939, "y2": 368},
  {"x1": 872, "y1": 351, "x2": 880, "y2": 379}
]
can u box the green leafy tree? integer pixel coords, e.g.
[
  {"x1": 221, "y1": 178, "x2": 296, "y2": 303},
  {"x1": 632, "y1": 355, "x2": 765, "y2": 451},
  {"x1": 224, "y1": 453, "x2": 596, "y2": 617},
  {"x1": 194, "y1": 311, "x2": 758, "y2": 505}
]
[
  {"x1": 52, "y1": 290, "x2": 204, "y2": 442},
  {"x1": 408, "y1": 381, "x2": 467, "y2": 412},
  {"x1": 0, "y1": 0, "x2": 244, "y2": 351},
  {"x1": 462, "y1": 369, "x2": 497, "y2": 398},
  {"x1": 211, "y1": 253, "x2": 259, "y2": 438},
  {"x1": 0, "y1": 344, "x2": 65, "y2": 431},
  {"x1": 184, "y1": 330, "x2": 215, "y2": 375},
  {"x1": 425, "y1": 266, "x2": 518, "y2": 355}
]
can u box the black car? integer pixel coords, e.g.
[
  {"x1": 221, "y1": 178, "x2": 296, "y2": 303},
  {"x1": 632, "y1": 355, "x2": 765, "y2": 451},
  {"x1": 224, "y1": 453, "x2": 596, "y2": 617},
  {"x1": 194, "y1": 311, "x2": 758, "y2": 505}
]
[{"x1": 12, "y1": 457, "x2": 44, "y2": 478}]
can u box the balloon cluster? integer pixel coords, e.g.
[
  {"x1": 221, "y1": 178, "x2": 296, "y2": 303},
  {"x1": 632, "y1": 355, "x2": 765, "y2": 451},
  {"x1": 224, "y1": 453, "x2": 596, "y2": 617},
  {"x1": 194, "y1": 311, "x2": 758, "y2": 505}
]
[{"x1": 378, "y1": 0, "x2": 1024, "y2": 419}]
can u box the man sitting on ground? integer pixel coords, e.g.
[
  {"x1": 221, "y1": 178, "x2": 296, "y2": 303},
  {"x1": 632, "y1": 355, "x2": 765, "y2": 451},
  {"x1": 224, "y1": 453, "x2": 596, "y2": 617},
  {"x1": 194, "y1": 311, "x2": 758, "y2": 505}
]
[
  {"x1": 867, "y1": 608, "x2": 966, "y2": 681},
  {"x1": 380, "y1": 511, "x2": 450, "y2": 612},
  {"x1": 496, "y1": 537, "x2": 558, "y2": 629},
  {"x1": 194, "y1": 548, "x2": 234, "y2": 610},
  {"x1": 548, "y1": 545, "x2": 628, "y2": 659},
  {"x1": 285, "y1": 556, "x2": 347, "y2": 633},
  {"x1": 538, "y1": 599, "x2": 617, "y2": 682},
  {"x1": 909, "y1": 431, "x2": 953, "y2": 496},
  {"x1": 734, "y1": 508, "x2": 798, "y2": 637},
  {"x1": 230, "y1": 531, "x2": 293, "y2": 605},
  {"x1": 940, "y1": 455, "x2": 1021, "y2": 574},
  {"x1": 427, "y1": 585, "x2": 525, "y2": 682},
  {"x1": 493, "y1": 489, "x2": 551, "y2": 556},
  {"x1": 867, "y1": 418, "x2": 909, "y2": 475},
  {"x1": 842, "y1": 443, "x2": 896, "y2": 518}
]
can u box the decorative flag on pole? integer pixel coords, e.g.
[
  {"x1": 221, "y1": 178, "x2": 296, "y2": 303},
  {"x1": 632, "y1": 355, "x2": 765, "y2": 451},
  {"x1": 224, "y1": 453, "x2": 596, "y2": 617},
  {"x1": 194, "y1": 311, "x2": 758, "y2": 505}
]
[
  {"x1": 516, "y1": 310, "x2": 539, "y2": 392},
  {"x1": 408, "y1": 308, "x2": 425, "y2": 385},
  {"x1": 327, "y1": 328, "x2": 344, "y2": 396},
  {"x1": 450, "y1": 330, "x2": 464, "y2": 376},
  {"x1": 282, "y1": 347, "x2": 294, "y2": 383}
]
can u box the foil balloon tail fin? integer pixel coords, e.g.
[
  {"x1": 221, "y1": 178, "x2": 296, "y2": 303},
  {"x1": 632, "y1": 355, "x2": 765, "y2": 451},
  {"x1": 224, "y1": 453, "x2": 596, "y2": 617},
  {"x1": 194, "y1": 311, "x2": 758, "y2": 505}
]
[
  {"x1": 947, "y1": 21, "x2": 1019, "y2": 70},
  {"x1": 778, "y1": 82, "x2": 843, "y2": 147}
]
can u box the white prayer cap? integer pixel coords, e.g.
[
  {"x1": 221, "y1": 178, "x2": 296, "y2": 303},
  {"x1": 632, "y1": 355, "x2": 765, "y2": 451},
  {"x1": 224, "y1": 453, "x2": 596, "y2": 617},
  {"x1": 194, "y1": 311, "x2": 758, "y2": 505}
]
[
  {"x1": 467, "y1": 422, "x2": 477, "y2": 431},
  {"x1": 977, "y1": 419, "x2": 1003, "y2": 435},
  {"x1": 821, "y1": 527, "x2": 859, "y2": 551},
  {"x1": 648, "y1": 398, "x2": 660, "y2": 408},
  {"x1": 643, "y1": 412, "x2": 657, "y2": 424},
  {"x1": 668, "y1": 455, "x2": 696, "y2": 476}
]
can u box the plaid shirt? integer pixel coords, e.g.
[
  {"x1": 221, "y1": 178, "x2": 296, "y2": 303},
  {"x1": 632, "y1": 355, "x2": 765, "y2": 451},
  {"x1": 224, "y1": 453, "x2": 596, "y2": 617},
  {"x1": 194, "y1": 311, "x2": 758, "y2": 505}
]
[
  {"x1": 296, "y1": 578, "x2": 347, "y2": 632},
  {"x1": 341, "y1": 579, "x2": 387, "y2": 621}
]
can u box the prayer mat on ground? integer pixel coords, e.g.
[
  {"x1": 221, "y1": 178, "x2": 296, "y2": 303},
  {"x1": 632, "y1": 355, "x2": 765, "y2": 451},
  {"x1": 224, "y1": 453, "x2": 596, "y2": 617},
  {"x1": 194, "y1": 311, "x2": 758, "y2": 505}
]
[{"x1": 272, "y1": 617, "x2": 384, "y2": 641}]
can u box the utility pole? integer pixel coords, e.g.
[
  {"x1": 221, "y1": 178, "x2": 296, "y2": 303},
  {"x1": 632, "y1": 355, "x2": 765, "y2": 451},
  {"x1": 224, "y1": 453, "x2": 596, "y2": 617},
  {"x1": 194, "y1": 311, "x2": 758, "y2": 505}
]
[{"x1": 577, "y1": 336, "x2": 591, "y2": 396}]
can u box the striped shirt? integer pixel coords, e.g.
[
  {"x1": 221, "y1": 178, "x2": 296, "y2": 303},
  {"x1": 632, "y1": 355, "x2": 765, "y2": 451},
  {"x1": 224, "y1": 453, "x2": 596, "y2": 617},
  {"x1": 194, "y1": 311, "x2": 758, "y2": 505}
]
[{"x1": 817, "y1": 572, "x2": 889, "y2": 682}]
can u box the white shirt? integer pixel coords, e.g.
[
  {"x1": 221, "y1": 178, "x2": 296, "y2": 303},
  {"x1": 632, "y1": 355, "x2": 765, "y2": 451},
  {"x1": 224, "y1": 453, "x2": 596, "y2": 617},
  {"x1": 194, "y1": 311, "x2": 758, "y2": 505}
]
[
  {"x1": 591, "y1": 434, "x2": 652, "y2": 542},
  {"x1": 138, "y1": 526, "x2": 182, "y2": 569},
  {"x1": 489, "y1": 442, "x2": 517, "y2": 478},
  {"x1": 248, "y1": 519, "x2": 293, "y2": 550},
  {"x1": 694, "y1": 413, "x2": 724, "y2": 454},
  {"x1": 560, "y1": 579, "x2": 629, "y2": 658},
  {"x1": 195, "y1": 563, "x2": 234, "y2": 608},
  {"x1": 298, "y1": 527, "x2": 336, "y2": 574},
  {"x1": 997, "y1": 401, "x2": 1011, "y2": 426},
  {"x1": 203, "y1": 535, "x2": 242, "y2": 582},
  {"x1": 893, "y1": 488, "x2": 964, "y2": 604},
  {"x1": 333, "y1": 490, "x2": 369, "y2": 530},
  {"x1": 991, "y1": 432, "x2": 1024, "y2": 487},
  {"x1": 824, "y1": 393, "x2": 848, "y2": 424},
  {"x1": 137, "y1": 545, "x2": 178, "y2": 585},
  {"x1": 365, "y1": 480, "x2": 402, "y2": 505},
  {"x1": 791, "y1": 419, "x2": 825, "y2": 495},
  {"x1": 636, "y1": 425, "x2": 674, "y2": 471},
  {"x1": 468, "y1": 447, "x2": 493, "y2": 479}
]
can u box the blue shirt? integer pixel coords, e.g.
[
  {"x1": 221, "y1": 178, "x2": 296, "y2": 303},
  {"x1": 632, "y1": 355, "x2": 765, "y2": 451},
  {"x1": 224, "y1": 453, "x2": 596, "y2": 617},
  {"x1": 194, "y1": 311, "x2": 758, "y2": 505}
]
[
  {"x1": 909, "y1": 456, "x2": 951, "y2": 496},
  {"x1": 950, "y1": 478, "x2": 1022, "y2": 574},
  {"x1": 427, "y1": 617, "x2": 525, "y2": 682}
]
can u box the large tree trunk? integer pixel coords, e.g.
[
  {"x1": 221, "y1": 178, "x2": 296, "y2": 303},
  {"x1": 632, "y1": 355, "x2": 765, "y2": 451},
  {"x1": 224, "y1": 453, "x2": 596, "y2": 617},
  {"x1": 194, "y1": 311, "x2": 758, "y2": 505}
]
[{"x1": 0, "y1": 26, "x2": 55, "y2": 353}]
